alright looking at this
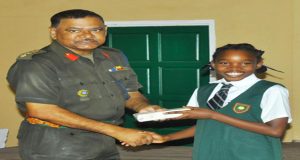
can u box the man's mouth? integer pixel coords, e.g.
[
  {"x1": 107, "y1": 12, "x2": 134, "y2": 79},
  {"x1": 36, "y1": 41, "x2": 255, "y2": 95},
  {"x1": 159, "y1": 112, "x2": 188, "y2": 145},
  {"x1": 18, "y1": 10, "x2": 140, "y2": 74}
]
[{"x1": 75, "y1": 39, "x2": 99, "y2": 45}]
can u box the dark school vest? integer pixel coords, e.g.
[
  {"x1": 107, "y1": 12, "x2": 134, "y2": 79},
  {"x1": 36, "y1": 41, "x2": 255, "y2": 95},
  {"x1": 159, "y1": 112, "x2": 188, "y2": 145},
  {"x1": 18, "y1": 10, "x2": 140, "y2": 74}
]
[{"x1": 193, "y1": 80, "x2": 282, "y2": 160}]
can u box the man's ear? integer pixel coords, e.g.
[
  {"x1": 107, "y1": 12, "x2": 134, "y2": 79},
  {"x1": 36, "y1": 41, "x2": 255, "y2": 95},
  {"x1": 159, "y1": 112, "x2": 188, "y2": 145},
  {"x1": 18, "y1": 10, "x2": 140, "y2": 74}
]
[
  {"x1": 104, "y1": 26, "x2": 108, "y2": 37},
  {"x1": 49, "y1": 27, "x2": 57, "y2": 40}
]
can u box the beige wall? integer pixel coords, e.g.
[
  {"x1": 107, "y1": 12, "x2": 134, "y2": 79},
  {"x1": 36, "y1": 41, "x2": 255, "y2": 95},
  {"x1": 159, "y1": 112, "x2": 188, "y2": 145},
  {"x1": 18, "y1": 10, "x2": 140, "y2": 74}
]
[
  {"x1": 292, "y1": 0, "x2": 300, "y2": 141},
  {"x1": 0, "y1": 0, "x2": 298, "y2": 147}
]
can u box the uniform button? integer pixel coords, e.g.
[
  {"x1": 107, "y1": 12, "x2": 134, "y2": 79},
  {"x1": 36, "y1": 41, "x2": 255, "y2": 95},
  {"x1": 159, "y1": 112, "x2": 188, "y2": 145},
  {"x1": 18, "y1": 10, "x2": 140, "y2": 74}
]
[
  {"x1": 98, "y1": 95, "x2": 102, "y2": 98},
  {"x1": 102, "y1": 81, "x2": 106, "y2": 85},
  {"x1": 111, "y1": 94, "x2": 114, "y2": 97}
]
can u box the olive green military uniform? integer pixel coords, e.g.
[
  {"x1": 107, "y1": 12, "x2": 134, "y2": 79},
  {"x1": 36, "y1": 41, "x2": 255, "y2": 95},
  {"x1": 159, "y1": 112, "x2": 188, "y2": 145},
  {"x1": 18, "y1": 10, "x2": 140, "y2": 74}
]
[{"x1": 7, "y1": 41, "x2": 142, "y2": 160}]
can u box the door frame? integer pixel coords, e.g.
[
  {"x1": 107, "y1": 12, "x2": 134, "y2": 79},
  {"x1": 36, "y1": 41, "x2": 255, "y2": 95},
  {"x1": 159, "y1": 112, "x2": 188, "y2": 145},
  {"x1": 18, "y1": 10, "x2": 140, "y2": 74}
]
[{"x1": 106, "y1": 20, "x2": 216, "y2": 81}]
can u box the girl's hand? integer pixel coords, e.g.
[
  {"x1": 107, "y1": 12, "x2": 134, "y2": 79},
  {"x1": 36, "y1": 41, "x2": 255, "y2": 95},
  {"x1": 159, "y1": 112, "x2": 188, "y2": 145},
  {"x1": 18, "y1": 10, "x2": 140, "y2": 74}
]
[
  {"x1": 138, "y1": 105, "x2": 165, "y2": 113},
  {"x1": 150, "y1": 133, "x2": 170, "y2": 143},
  {"x1": 166, "y1": 106, "x2": 214, "y2": 120}
]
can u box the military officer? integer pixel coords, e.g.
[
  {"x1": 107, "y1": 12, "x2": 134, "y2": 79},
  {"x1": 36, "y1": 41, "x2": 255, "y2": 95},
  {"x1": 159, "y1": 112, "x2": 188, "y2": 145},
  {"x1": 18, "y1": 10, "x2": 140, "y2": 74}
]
[{"x1": 7, "y1": 9, "x2": 162, "y2": 160}]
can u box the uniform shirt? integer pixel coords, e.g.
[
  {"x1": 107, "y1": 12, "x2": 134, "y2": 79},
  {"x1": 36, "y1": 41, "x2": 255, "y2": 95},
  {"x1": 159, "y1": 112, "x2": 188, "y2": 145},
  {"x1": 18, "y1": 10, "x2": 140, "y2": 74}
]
[
  {"x1": 8, "y1": 41, "x2": 142, "y2": 123},
  {"x1": 187, "y1": 74, "x2": 292, "y2": 123}
]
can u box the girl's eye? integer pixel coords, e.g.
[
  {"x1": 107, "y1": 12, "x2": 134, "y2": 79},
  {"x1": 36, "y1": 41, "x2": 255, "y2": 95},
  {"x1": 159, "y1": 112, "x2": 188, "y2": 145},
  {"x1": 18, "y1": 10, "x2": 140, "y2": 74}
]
[
  {"x1": 242, "y1": 62, "x2": 253, "y2": 65},
  {"x1": 219, "y1": 61, "x2": 229, "y2": 65}
]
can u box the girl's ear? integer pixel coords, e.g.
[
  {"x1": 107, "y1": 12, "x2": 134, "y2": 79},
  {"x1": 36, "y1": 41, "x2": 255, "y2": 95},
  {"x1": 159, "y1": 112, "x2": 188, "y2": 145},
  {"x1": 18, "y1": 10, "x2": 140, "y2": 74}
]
[
  {"x1": 210, "y1": 61, "x2": 216, "y2": 70},
  {"x1": 256, "y1": 59, "x2": 264, "y2": 69}
]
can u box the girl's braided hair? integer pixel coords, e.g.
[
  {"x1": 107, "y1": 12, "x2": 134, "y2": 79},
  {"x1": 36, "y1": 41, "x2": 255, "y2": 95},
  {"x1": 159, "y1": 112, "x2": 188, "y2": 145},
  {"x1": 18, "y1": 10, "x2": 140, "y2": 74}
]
[{"x1": 201, "y1": 43, "x2": 283, "y2": 74}]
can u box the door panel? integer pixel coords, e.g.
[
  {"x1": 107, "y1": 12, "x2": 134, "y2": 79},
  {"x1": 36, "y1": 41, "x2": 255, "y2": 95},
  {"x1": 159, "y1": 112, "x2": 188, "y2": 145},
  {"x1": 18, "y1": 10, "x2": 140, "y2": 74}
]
[
  {"x1": 160, "y1": 33, "x2": 198, "y2": 61},
  {"x1": 161, "y1": 68, "x2": 199, "y2": 95},
  {"x1": 106, "y1": 26, "x2": 210, "y2": 144},
  {"x1": 109, "y1": 33, "x2": 150, "y2": 61}
]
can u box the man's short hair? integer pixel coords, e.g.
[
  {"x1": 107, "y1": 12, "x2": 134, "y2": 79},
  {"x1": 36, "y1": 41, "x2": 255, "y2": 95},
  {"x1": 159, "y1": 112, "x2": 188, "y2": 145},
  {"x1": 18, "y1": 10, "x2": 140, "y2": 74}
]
[{"x1": 50, "y1": 9, "x2": 104, "y2": 27}]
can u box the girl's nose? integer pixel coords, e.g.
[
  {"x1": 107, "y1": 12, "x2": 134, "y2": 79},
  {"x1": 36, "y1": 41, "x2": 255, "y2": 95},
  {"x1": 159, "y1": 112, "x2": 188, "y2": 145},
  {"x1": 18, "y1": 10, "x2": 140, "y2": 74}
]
[{"x1": 229, "y1": 63, "x2": 241, "y2": 70}]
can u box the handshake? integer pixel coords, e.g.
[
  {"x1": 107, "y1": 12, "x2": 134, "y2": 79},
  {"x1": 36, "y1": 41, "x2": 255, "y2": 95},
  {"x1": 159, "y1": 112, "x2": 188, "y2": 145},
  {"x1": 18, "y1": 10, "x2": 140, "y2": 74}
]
[
  {"x1": 117, "y1": 128, "x2": 168, "y2": 147},
  {"x1": 117, "y1": 108, "x2": 191, "y2": 147}
]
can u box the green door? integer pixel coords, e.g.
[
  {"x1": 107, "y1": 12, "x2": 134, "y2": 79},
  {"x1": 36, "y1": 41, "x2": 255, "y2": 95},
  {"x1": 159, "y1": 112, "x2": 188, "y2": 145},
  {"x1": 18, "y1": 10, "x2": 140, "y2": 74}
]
[{"x1": 106, "y1": 26, "x2": 210, "y2": 144}]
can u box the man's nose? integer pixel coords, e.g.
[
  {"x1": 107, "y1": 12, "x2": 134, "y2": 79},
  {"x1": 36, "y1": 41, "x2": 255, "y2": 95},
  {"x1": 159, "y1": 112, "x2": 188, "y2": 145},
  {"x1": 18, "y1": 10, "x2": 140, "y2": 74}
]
[{"x1": 81, "y1": 30, "x2": 93, "y2": 38}]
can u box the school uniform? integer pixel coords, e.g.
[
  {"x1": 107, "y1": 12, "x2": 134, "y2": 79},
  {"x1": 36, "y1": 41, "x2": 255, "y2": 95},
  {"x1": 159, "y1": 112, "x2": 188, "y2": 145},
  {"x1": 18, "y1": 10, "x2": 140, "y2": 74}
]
[{"x1": 187, "y1": 74, "x2": 292, "y2": 160}]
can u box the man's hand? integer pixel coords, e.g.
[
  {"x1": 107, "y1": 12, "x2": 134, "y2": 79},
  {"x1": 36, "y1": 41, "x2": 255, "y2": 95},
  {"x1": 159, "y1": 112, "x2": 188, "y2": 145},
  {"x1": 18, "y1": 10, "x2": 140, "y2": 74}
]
[
  {"x1": 126, "y1": 91, "x2": 164, "y2": 112},
  {"x1": 114, "y1": 128, "x2": 155, "y2": 147},
  {"x1": 120, "y1": 130, "x2": 167, "y2": 146}
]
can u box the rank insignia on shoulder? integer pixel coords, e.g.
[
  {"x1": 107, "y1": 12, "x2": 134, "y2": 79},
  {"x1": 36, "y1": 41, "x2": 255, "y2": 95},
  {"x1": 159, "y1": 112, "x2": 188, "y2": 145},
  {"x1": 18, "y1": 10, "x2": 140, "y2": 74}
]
[
  {"x1": 17, "y1": 49, "x2": 46, "y2": 60},
  {"x1": 109, "y1": 66, "x2": 128, "y2": 72}
]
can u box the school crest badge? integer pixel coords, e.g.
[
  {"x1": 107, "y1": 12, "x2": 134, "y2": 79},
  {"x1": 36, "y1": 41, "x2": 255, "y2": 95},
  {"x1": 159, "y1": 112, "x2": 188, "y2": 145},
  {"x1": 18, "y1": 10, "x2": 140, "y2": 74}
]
[{"x1": 233, "y1": 103, "x2": 251, "y2": 114}]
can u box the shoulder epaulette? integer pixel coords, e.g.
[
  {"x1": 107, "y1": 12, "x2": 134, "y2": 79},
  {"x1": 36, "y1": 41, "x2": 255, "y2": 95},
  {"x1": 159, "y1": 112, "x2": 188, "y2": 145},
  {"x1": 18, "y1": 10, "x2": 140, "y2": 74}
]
[{"x1": 17, "y1": 49, "x2": 46, "y2": 60}]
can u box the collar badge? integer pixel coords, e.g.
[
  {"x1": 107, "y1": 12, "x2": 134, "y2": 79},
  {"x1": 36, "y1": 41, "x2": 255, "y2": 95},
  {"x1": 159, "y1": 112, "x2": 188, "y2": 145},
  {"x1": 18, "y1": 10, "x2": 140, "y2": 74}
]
[
  {"x1": 101, "y1": 51, "x2": 111, "y2": 59},
  {"x1": 65, "y1": 53, "x2": 79, "y2": 61}
]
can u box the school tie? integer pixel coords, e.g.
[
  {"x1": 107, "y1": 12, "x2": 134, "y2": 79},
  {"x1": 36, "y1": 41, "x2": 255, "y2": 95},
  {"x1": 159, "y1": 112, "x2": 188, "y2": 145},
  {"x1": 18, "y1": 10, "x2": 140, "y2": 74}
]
[{"x1": 207, "y1": 83, "x2": 233, "y2": 110}]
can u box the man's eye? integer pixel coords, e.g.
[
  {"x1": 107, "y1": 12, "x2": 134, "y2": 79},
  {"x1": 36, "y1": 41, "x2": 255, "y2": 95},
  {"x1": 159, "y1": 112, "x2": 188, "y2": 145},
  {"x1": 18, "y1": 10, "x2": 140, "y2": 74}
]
[
  {"x1": 92, "y1": 28, "x2": 105, "y2": 32},
  {"x1": 67, "y1": 29, "x2": 80, "y2": 33}
]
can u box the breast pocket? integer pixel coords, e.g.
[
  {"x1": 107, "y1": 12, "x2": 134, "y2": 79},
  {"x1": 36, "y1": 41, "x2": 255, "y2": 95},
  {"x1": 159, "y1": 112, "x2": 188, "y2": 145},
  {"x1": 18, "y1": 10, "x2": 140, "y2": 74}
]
[
  {"x1": 58, "y1": 76, "x2": 83, "y2": 104},
  {"x1": 109, "y1": 70, "x2": 130, "y2": 99},
  {"x1": 109, "y1": 70, "x2": 130, "y2": 81}
]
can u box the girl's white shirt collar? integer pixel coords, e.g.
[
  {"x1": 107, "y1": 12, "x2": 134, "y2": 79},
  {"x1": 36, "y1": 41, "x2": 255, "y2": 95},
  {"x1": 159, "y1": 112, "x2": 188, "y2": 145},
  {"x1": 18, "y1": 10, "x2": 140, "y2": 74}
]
[{"x1": 210, "y1": 74, "x2": 260, "y2": 88}]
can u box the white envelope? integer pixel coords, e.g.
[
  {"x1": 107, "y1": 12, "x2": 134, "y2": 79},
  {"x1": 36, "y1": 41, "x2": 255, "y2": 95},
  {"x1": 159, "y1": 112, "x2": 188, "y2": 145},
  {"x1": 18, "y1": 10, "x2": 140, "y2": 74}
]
[{"x1": 133, "y1": 108, "x2": 190, "y2": 122}]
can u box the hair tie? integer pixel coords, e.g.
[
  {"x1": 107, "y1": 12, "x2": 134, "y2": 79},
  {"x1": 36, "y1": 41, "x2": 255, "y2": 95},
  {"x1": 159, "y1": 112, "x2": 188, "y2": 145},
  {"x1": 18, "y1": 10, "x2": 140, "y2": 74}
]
[
  {"x1": 200, "y1": 63, "x2": 213, "y2": 75},
  {"x1": 256, "y1": 65, "x2": 284, "y2": 74}
]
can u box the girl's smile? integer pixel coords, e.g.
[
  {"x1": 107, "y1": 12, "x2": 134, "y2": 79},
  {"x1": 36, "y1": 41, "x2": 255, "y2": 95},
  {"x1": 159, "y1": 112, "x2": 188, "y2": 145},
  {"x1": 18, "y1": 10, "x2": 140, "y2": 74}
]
[{"x1": 225, "y1": 72, "x2": 243, "y2": 77}]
